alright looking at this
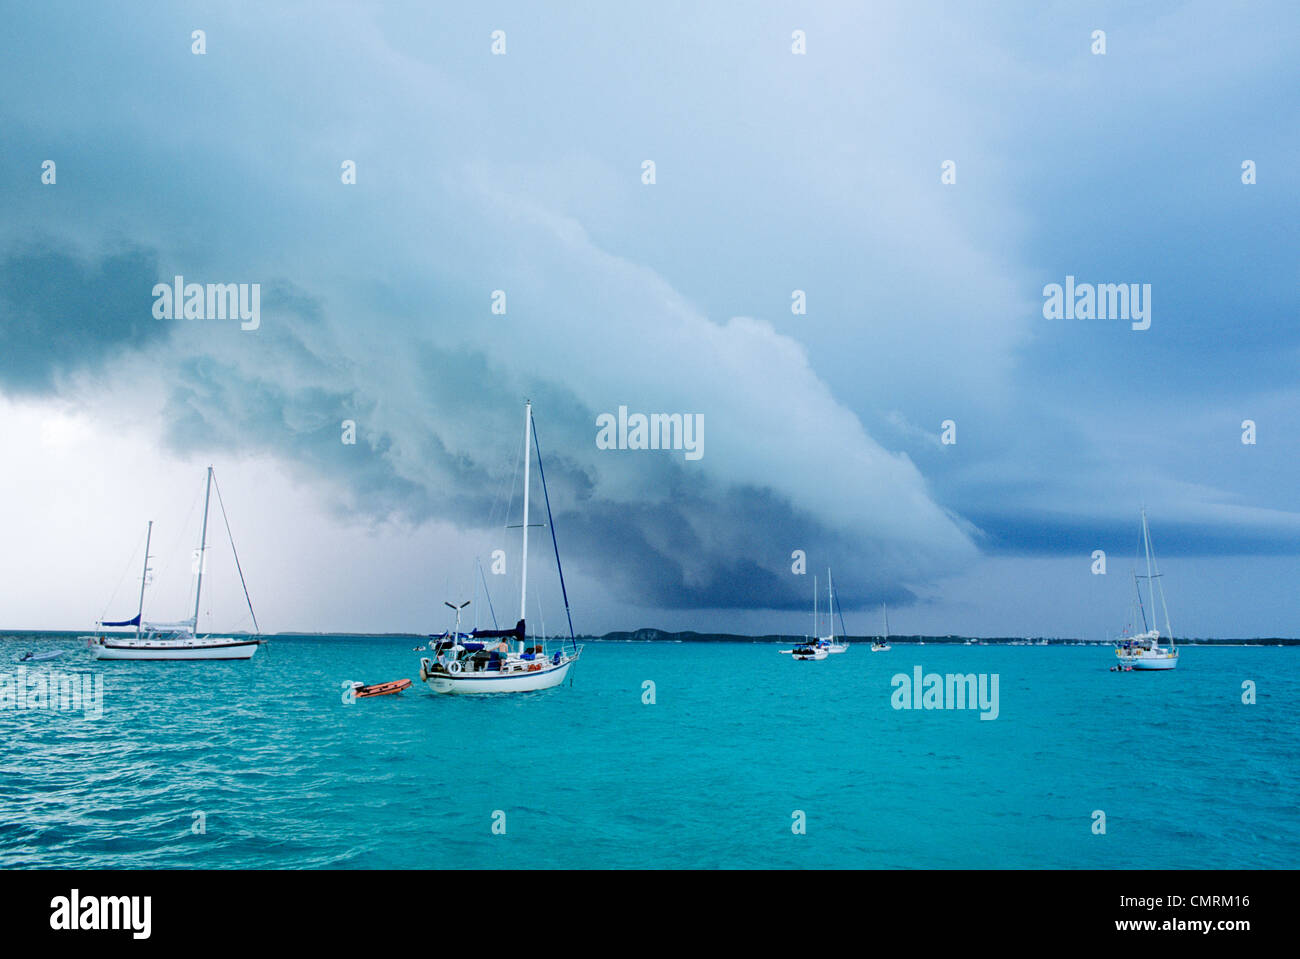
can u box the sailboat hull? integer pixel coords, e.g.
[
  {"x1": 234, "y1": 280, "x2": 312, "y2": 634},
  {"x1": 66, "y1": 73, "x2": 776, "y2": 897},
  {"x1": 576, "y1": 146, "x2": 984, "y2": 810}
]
[
  {"x1": 1124, "y1": 651, "x2": 1178, "y2": 670},
  {"x1": 421, "y1": 657, "x2": 576, "y2": 694},
  {"x1": 1130, "y1": 657, "x2": 1178, "y2": 670},
  {"x1": 90, "y1": 637, "x2": 261, "y2": 660},
  {"x1": 1115, "y1": 645, "x2": 1178, "y2": 670}
]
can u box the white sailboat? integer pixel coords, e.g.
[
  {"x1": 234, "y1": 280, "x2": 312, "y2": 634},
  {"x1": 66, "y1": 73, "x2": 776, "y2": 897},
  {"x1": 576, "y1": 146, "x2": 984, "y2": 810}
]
[
  {"x1": 1114, "y1": 509, "x2": 1179, "y2": 671},
  {"x1": 791, "y1": 574, "x2": 828, "y2": 660},
  {"x1": 418, "y1": 401, "x2": 582, "y2": 693},
  {"x1": 790, "y1": 644, "x2": 827, "y2": 660},
  {"x1": 89, "y1": 467, "x2": 263, "y2": 661},
  {"x1": 871, "y1": 603, "x2": 891, "y2": 652},
  {"x1": 817, "y1": 569, "x2": 848, "y2": 654}
]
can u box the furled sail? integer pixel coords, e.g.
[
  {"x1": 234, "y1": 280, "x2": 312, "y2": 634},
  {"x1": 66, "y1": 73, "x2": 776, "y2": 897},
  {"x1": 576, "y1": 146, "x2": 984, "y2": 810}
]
[
  {"x1": 470, "y1": 619, "x2": 525, "y2": 643},
  {"x1": 143, "y1": 619, "x2": 199, "y2": 630}
]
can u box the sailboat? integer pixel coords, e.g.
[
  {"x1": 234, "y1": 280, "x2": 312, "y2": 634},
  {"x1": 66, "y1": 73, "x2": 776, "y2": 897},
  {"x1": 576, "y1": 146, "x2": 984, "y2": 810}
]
[
  {"x1": 791, "y1": 574, "x2": 828, "y2": 660},
  {"x1": 418, "y1": 401, "x2": 582, "y2": 693},
  {"x1": 817, "y1": 569, "x2": 849, "y2": 654},
  {"x1": 88, "y1": 467, "x2": 263, "y2": 660},
  {"x1": 871, "y1": 604, "x2": 891, "y2": 652},
  {"x1": 790, "y1": 641, "x2": 827, "y2": 661},
  {"x1": 1113, "y1": 509, "x2": 1179, "y2": 671}
]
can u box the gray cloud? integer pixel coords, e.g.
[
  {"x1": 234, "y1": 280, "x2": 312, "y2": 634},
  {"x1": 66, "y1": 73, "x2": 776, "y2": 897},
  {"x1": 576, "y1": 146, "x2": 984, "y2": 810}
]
[
  {"x1": 0, "y1": 242, "x2": 168, "y2": 395},
  {"x1": 147, "y1": 283, "x2": 922, "y2": 612}
]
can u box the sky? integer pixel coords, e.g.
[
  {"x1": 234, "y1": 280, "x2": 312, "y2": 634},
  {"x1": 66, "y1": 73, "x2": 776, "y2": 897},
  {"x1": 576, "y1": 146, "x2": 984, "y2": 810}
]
[{"x1": 0, "y1": 1, "x2": 1296, "y2": 638}]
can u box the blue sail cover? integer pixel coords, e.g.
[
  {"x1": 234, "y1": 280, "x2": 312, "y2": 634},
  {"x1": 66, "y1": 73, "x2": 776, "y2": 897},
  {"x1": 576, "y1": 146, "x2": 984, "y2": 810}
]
[
  {"x1": 471, "y1": 619, "x2": 525, "y2": 643},
  {"x1": 101, "y1": 614, "x2": 141, "y2": 627}
]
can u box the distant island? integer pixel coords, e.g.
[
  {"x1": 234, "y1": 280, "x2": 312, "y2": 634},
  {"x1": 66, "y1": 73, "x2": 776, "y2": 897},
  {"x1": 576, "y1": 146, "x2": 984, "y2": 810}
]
[
  {"x1": 584, "y1": 629, "x2": 1300, "y2": 646},
  {"x1": 3, "y1": 628, "x2": 1296, "y2": 646}
]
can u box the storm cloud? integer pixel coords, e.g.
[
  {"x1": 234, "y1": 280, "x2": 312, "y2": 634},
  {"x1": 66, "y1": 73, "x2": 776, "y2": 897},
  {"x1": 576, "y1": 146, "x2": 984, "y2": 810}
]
[
  {"x1": 1, "y1": 3, "x2": 1296, "y2": 636},
  {"x1": 0, "y1": 243, "x2": 168, "y2": 394}
]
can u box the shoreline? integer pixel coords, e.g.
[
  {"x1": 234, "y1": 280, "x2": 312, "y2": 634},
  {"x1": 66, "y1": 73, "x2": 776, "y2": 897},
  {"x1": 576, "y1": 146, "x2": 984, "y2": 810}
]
[{"x1": 3, "y1": 629, "x2": 1297, "y2": 646}]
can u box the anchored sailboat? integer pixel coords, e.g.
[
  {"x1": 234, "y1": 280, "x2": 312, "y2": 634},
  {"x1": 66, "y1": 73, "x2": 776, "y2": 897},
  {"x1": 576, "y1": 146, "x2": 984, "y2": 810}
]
[
  {"x1": 817, "y1": 569, "x2": 848, "y2": 654},
  {"x1": 89, "y1": 467, "x2": 263, "y2": 661},
  {"x1": 1113, "y1": 509, "x2": 1179, "y2": 671},
  {"x1": 790, "y1": 574, "x2": 828, "y2": 660},
  {"x1": 418, "y1": 401, "x2": 582, "y2": 693},
  {"x1": 871, "y1": 604, "x2": 892, "y2": 652}
]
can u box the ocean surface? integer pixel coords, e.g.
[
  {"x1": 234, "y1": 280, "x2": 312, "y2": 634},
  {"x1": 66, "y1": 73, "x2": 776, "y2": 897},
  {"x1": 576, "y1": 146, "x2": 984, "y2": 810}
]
[{"x1": 2, "y1": 635, "x2": 1297, "y2": 869}]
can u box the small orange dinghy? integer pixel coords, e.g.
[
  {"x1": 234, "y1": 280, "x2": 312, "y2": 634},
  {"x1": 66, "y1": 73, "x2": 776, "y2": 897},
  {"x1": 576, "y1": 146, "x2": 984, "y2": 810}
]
[{"x1": 352, "y1": 678, "x2": 412, "y2": 698}]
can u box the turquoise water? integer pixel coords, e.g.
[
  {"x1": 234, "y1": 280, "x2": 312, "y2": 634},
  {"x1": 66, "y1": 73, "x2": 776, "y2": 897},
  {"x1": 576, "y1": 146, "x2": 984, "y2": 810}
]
[{"x1": 2, "y1": 636, "x2": 1297, "y2": 868}]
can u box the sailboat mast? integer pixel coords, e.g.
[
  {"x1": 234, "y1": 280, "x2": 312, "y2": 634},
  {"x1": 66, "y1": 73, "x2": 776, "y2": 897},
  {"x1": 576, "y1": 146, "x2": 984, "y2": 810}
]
[
  {"x1": 135, "y1": 521, "x2": 153, "y2": 639},
  {"x1": 827, "y1": 569, "x2": 834, "y2": 639},
  {"x1": 193, "y1": 466, "x2": 213, "y2": 628},
  {"x1": 519, "y1": 401, "x2": 532, "y2": 651},
  {"x1": 813, "y1": 574, "x2": 818, "y2": 638},
  {"x1": 1141, "y1": 509, "x2": 1157, "y2": 637},
  {"x1": 1133, "y1": 571, "x2": 1149, "y2": 633}
]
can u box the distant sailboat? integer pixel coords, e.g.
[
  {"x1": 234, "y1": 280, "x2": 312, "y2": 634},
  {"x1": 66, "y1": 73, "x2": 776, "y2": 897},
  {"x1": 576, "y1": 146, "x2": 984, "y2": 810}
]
[
  {"x1": 88, "y1": 468, "x2": 263, "y2": 661},
  {"x1": 792, "y1": 574, "x2": 829, "y2": 660},
  {"x1": 871, "y1": 604, "x2": 891, "y2": 652},
  {"x1": 791, "y1": 641, "x2": 827, "y2": 660},
  {"x1": 1113, "y1": 510, "x2": 1179, "y2": 671},
  {"x1": 817, "y1": 569, "x2": 848, "y2": 654}
]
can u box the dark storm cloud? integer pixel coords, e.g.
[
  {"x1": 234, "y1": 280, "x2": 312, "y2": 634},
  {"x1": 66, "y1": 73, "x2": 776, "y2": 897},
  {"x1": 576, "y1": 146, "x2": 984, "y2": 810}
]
[
  {"x1": 968, "y1": 510, "x2": 1300, "y2": 559},
  {"x1": 558, "y1": 487, "x2": 918, "y2": 613},
  {"x1": 0, "y1": 242, "x2": 168, "y2": 394},
  {"x1": 150, "y1": 287, "x2": 916, "y2": 613},
  {"x1": 155, "y1": 288, "x2": 550, "y2": 530}
]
